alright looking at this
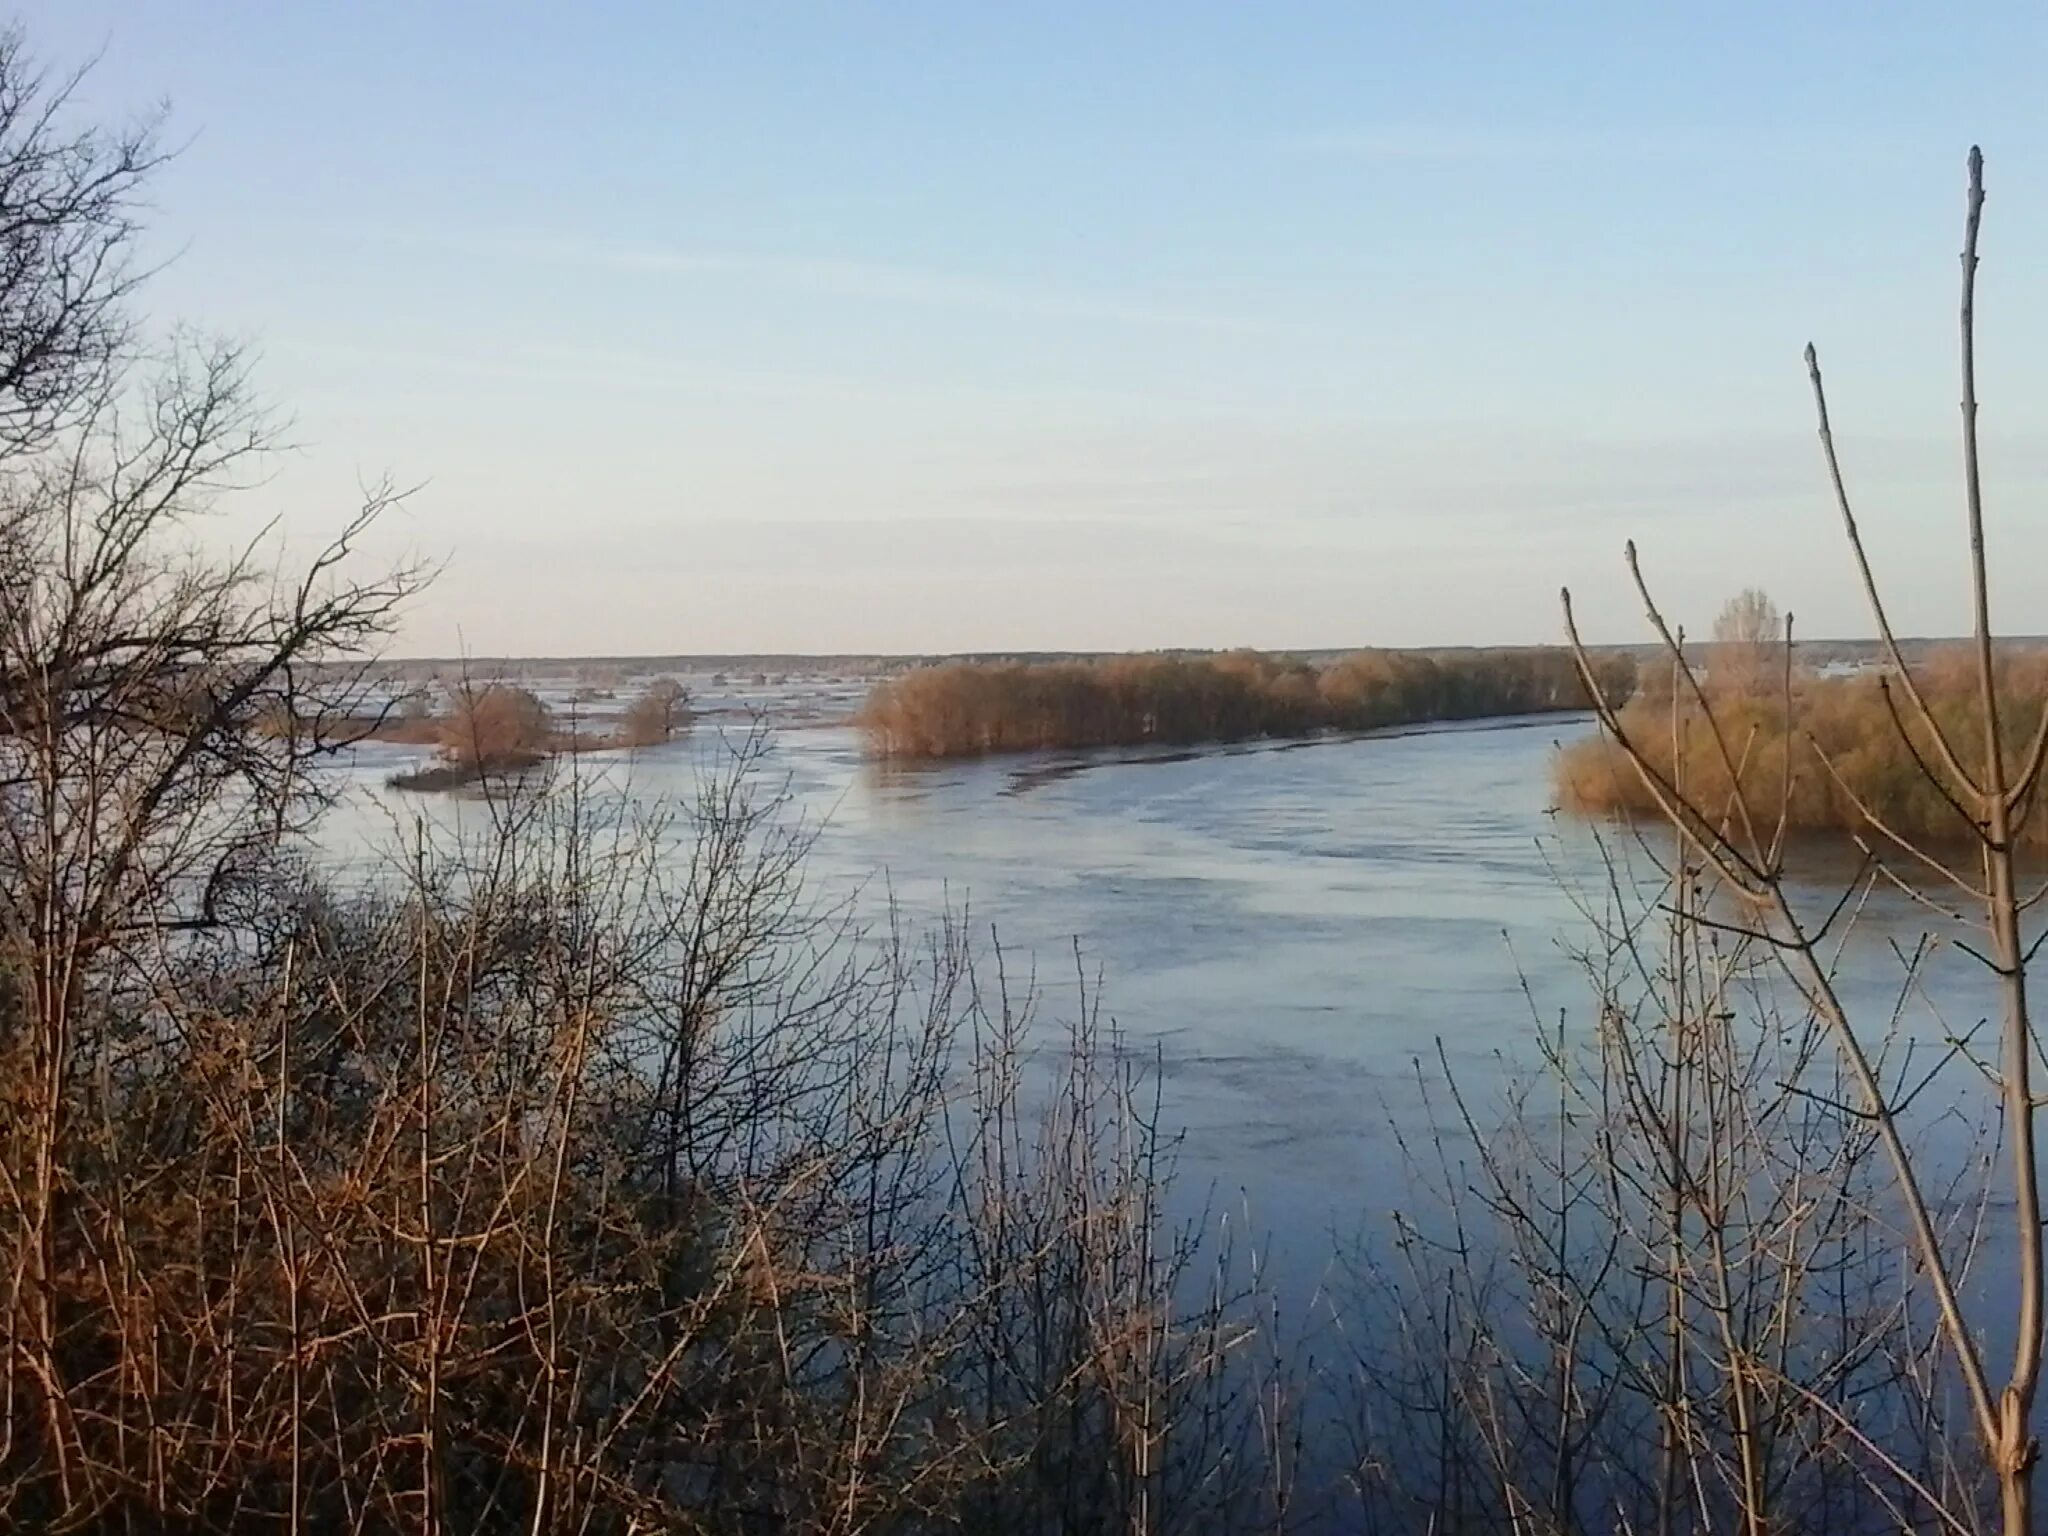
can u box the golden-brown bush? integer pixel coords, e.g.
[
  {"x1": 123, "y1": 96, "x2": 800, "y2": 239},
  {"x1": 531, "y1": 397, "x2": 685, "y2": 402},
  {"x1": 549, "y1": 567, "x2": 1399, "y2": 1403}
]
[
  {"x1": 440, "y1": 681, "x2": 553, "y2": 768},
  {"x1": 615, "y1": 676, "x2": 693, "y2": 747},
  {"x1": 1555, "y1": 648, "x2": 2048, "y2": 847},
  {"x1": 860, "y1": 648, "x2": 1634, "y2": 759}
]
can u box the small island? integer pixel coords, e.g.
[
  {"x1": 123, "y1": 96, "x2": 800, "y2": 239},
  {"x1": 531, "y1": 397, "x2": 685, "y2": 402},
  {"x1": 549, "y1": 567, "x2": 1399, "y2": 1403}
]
[{"x1": 368, "y1": 676, "x2": 693, "y2": 791}]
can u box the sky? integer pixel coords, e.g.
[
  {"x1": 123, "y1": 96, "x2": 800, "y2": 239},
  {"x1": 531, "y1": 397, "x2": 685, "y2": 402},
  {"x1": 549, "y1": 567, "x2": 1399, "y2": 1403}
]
[{"x1": 22, "y1": 2, "x2": 2048, "y2": 656}]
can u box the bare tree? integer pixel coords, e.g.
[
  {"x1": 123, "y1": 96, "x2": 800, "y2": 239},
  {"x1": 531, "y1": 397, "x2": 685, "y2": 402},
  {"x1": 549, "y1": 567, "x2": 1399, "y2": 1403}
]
[
  {"x1": 1708, "y1": 588, "x2": 1783, "y2": 697},
  {"x1": 0, "y1": 26, "x2": 167, "y2": 458},
  {"x1": 1712, "y1": 588, "x2": 1782, "y2": 651},
  {"x1": 1345, "y1": 805, "x2": 1972, "y2": 1535},
  {"x1": 1563, "y1": 147, "x2": 2044, "y2": 1534},
  {"x1": 0, "y1": 34, "x2": 422, "y2": 1527}
]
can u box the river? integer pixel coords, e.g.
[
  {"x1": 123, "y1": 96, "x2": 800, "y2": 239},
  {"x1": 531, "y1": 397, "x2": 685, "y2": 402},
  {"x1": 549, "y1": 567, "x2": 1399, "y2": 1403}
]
[{"x1": 313, "y1": 692, "x2": 2009, "y2": 1307}]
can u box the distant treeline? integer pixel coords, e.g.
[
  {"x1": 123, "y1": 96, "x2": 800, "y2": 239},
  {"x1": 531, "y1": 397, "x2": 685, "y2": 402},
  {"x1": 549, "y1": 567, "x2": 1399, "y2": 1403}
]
[
  {"x1": 1556, "y1": 647, "x2": 2048, "y2": 848},
  {"x1": 859, "y1": 648, "x2": 1636, "y2": 759}
]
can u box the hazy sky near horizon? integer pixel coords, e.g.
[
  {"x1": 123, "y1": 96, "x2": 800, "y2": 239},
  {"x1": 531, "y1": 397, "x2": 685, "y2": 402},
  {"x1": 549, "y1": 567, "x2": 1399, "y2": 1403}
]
[{"x1": 25, "y1": 2, "x2": 2048, "y2": 655}]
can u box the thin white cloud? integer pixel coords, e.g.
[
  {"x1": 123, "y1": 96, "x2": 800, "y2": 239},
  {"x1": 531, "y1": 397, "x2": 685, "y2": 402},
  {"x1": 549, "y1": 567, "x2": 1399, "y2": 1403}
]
[{"x1": 354, "y1": 225, "x2": 1282, "y2": 337}]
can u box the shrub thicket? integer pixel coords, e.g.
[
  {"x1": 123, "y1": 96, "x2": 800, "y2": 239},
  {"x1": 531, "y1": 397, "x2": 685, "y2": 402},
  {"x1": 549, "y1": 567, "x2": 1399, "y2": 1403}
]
[
  {"x1": 1555, "y1": 647, "x2": 2048, "y2": 848},
  {"x1": 860, "y1": 647, "x2": 1636, "y2": 759}
]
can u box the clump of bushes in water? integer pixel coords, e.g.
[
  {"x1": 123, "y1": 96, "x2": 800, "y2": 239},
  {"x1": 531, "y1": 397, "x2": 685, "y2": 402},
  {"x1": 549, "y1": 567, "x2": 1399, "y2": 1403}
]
[
  {"x1": 1555, "y1": 642, "x2": 2048, "y2": 849},
  {"x1": 387, "y1": 681, "x2": 554, "y2": 790},
  {"x1": 858, "y1": 646, "x2": 1636, "y2": 759},
  {"x1": 385, "y1": 677, "x2": 692, "y2": 790},
  {"x1": 614, "y1": 674, "x2": 693, "y2": 747}
]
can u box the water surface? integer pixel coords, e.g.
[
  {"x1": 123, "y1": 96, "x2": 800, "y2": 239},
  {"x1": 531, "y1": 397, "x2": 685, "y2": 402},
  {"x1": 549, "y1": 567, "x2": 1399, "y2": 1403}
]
[{"x1": 316, "y1": 697, "x2": 2008, "y2": 1290}]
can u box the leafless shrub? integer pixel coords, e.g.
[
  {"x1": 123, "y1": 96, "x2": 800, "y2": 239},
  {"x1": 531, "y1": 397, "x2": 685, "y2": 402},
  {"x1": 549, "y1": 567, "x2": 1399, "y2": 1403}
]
[
  {"x1": 1340, "y1": 816, "x2": 1982, "y2": 1534},
  {"x1": 1, "y1": 725, "x2": 1281, "y2": 1533}
]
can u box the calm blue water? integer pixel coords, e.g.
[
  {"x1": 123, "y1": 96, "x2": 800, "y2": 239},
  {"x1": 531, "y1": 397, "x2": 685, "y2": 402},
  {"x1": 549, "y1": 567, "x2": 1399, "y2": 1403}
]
[
  {"x1": 319, "y1": 712, "x2": 1598, "y2": 1228},
  {"x1": 311, "y1": 697, "x2": 2015, "y2": 1299}
]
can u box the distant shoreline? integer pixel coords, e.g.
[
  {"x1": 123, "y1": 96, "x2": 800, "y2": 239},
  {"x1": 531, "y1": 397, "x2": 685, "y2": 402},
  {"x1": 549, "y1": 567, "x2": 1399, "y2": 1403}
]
[{"x1": 356, "y1": 637, "x2": 2027, "y2": 672}]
